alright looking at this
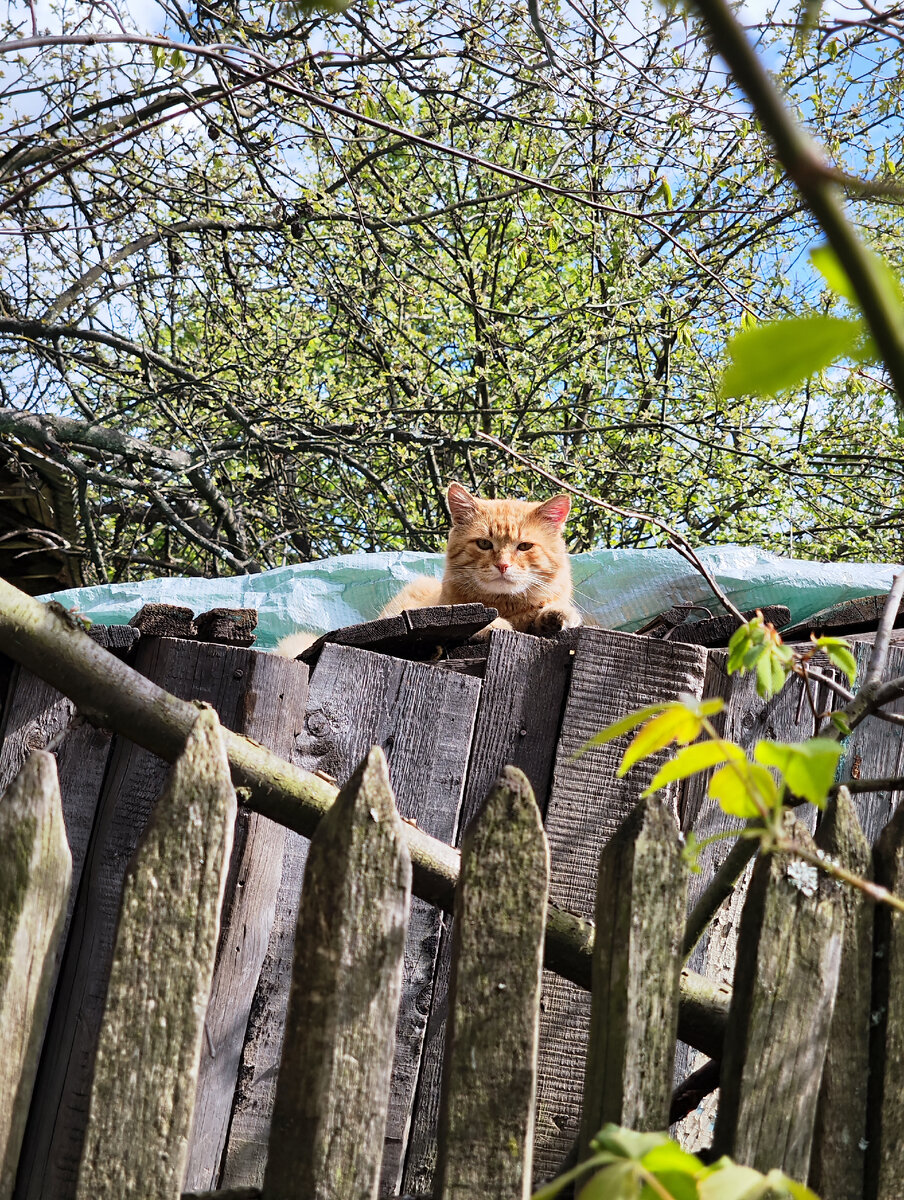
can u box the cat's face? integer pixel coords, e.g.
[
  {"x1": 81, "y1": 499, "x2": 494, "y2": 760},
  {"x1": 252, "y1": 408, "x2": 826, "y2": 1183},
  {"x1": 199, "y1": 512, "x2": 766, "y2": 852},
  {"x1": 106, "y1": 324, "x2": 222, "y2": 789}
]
[{"x1": 443, "y1": 482, "x2": 571, "y2": 600}]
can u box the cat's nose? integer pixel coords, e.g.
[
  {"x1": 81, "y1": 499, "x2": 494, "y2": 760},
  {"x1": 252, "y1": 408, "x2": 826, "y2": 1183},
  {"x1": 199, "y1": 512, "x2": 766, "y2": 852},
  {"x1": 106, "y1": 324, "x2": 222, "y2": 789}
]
[{"x1": 497, "y1": 563, "x2": 509, "y2": 574}]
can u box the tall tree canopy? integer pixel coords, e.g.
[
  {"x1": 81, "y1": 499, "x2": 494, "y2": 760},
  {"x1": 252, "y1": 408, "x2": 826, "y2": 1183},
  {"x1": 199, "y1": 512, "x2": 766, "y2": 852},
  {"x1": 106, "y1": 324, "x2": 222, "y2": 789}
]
[{"x1": 1, "y1": 0, "x2": 903, "y2": 581}]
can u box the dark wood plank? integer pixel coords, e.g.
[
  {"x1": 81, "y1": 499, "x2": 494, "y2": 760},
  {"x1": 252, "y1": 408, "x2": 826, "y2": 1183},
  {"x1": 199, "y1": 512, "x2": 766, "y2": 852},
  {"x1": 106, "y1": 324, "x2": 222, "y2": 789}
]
[
  {"x1": 75, "y1": 711, "x2": 236, "y2": 1200},
  {"x1": 531, "y1": 627, "x2": 708, "y2": 1180},
  {"x1": 195, "y1": 609, "x2": 258, "y2": 647},
  {"x1": 129, "y1": 603, "x2": 197, "y2": 638},
  {"x1": 712, "y1": 819, "x2": 843, "y2": 1177},
  {"x1": 433, "y1": 768, "x2": 548, "y2": 1199},
  {"x1": 13, "y1": 639, "x2": 269, "y2": 1200},
  {"x1": 402, "y1": 628, "x2": 577, "y2": 1196},
  {"x1": 182, "y1": 653, "x2": 308, "y2": 1192},
  {"x1": 667, "y1": 605, "x2": 789, "y2": 648},
  {"x1": 809, "y1": 788, "x2": 872, "y2": 1200},
  {"x1": 781, "y1": 592, "x2": 904, "y2": 641},
  {"x1": 298, "y1": 605, "x2": 497, "y2": 668},
  {"x1": 580, "y1": 795, "x2": 686, "y2": 1148},
  {"x1": 87, "y1": 625, "x2": 140, "y2": 653},
  {"x1": 262, "y1": 748, "x2": 410, "y2": 1200},
  {"x1": 0, "y1": 752, "x2": 70, "y2": 1200}
]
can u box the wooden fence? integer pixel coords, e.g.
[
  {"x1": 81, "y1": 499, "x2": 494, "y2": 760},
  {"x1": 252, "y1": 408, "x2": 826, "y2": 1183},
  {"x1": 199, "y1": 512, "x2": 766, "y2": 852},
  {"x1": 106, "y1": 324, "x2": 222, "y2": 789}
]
[{"x1": 1, "y1": 614, "x2": 904, "y2": 1198}]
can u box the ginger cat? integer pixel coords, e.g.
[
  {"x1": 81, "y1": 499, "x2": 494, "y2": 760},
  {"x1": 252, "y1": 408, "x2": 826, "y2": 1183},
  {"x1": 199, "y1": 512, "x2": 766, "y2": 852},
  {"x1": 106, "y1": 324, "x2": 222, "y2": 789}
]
[
  {"x1": 275, "y1": 482, "x2": 580, "y2": 657},
  {"x1": 380, "y1": 482, "x2": 581, "y2": 636}
]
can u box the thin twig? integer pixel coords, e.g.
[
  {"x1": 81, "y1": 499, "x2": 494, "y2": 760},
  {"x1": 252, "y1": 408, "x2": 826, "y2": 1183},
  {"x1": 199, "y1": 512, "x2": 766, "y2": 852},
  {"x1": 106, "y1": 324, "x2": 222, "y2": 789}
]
[
  {"x1": 782, "y1": 837, "x2": 904, "y2": 914},
  {"x1": 830, "y1": 775, "x2": 904, "y2": 795},
  {"x1": 864, "y1": 571, "x2": 904, "y2": 689},
  {"x1": 477, "y1": 432, "x2": 746, "y2": 625}
]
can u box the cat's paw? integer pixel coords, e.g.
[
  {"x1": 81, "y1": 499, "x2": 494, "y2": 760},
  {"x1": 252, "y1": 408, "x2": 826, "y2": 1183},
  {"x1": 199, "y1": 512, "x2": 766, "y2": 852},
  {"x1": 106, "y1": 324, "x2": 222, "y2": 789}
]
[
  {"x1": 473, "y1": 617, "x2": 515, "y2": 639},
  {"x1": 526, "y1": 609, "x2": 570, "y2": 637}
]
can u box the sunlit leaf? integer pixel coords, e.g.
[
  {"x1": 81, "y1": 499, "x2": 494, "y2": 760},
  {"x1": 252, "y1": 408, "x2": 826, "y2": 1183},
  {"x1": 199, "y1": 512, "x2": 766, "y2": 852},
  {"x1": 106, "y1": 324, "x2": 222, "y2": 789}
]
[
  {"x1": 699, "y1": 1159, "x2": 771, "y2": 1200},
  {"x1": 642, "y1": 1142, "x2": 704, "y2": 1174},
  {"x1": 709, "y1": 760, "x2": 778, "y2": 817},
  {"x1": 754, "y1": 738, "x2": 842, "y2": 807},
  {"x1": 644, "y1": 740, "x2": 745, "y2": 794},
  {"x1": 590, "y1": 1126, "x2": 671, "y2": 1159},
  {"x1": 577, "y1": 705, "x2": 672, "y2": 755},
  {"x1": 814, "y1": 636, "x2": 857, "y2": 685},
  {"x1": 721, "y1": 315, "x2": 863, "y2": 398},
  {"x1": 577, "y1": 1161, "x2": 640, "y2": 1200},
  {"x1": 620, "y1": 707, "x2": 703, "y2": 774}
]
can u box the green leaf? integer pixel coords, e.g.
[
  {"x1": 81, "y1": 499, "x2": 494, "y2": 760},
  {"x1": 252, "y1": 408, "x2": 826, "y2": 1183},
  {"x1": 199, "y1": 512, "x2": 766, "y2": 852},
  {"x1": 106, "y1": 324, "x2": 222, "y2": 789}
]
[
  {"x1": 642, "y1": 1142, "x2": 704, "y2": 1174},
  {"x1": 619, "y1": 707, "x2": 704, "y2": 774},
  {"x1": 709, "y1": 760, "x2": 778, "y2": 817},
  {"x1": 577, "y1": 1161, "x2": 640, "y2": 1200},
  {"x1": 590, "y1": 1126, "x2": 670, "y2": 1160},
  {"x1": 814, "y1": 636, "x2": 857, "y2": 685},
  {"x1": 169, "y1": 47, "x2": 187, "y2": 69},
  {"x1": 831, "y1": 711, "x2": 852, "y2": 736},
  {"x1": 644, "y1": 740, "x2": 745, "y2": 794},
  {"x1": 754, "y1": 738, "x2": 842, "y2": 807},
  {"x1": 645, "y1": 1172, "x2": 700, "y2": 1200},
  {"x1": 763, "y1": 1171, "x2": 821, "y2": 1200},
  {"x1": 810, "y1": 244, "x2": 856, "y2": 302},
  {"x1": 151, "y1": 44, "x2": 167, "y2": 68},
  {"x1": 699, "y1": 1160, "x2": 771, "y2": 1200},
  {"x1": 720, "y1": 315, "x2": 864, "y2": 398},
  {"x1": 577, "y1": 704, "x2": 672, "y2": 754}
]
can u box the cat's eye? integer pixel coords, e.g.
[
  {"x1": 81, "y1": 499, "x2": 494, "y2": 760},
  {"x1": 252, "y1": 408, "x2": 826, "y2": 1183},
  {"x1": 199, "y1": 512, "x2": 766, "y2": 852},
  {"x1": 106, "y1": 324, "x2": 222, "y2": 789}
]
[
  {"x1": 517, "y1": 541, "x2": 534, "y2": 551},
  {"x1": 475, "y1": 538, "x2": 493, "y2": 550}
]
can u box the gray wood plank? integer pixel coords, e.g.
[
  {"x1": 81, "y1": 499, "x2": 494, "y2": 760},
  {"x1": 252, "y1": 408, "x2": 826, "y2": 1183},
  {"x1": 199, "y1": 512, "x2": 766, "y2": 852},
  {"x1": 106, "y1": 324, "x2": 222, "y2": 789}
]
[
  {"x1": 13, "y1": 639, "x2": 269, "y2": 1200},
  {"x1": 182, "y1": 652, "x2": 308, "y2": 1192},
  {"x1": 75, "y1": 710, "x2": 236, "y2": 1200},
  {"x1": 866, "y1": 797, "x2": 904, "y2": 1200},
  {"x1": 433, "y1": 767, "x2": 548, "y2": 1199},
  {"x1": 809, "y1": 788, "x2": 872, "y2": 1200},
  {"x1": 262, "y1": 747, "x2": 411, "y2": 1200},
  {"x1": 532, "y1": 627, "x2": 708, "y2": 1181},
  {"x1": 0, "y1": 752, "x2": 71, "y2": 1200},
  {"x1": 579, "y1": 794, "x2": 686, "y2": 1150},
  {"x1": 712, "y1": 818, "x2": 843, "y2": 1178},
  {"x1": 402, "y1": 628, "x2": 576, "y2": 1196}
]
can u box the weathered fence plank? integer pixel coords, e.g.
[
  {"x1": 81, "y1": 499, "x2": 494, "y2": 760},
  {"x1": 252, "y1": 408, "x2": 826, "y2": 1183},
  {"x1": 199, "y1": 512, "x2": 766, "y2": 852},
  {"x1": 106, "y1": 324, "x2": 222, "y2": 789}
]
[
  {"x1": 533, "y1": 627, "x2": 707, "y2": 1178},
  {"x1": 809, "y1": 787, "x2": 872, "y2": 1200},
  {"x1": 0, "y1": 752, "x2": 71, "y2": 1200},
  {"x1": 579, "y1": 794, "x2": 686, "y2": 1151},
  {"x1": 14, "y1": 639, "x2": 281, "y2": 1200},
  {"x1": 867, "y1": 795, "x2": 904, "y2": 1200},
  {"x1": 182, "y1": 652, "x2": 308, "y2": 1192},
  {"x1": 296, "y1": 643, "x2": 480, "y2": 1196},
  {"x1": 712, "y1": 818, "x2": 843, "y2": 1177},
  {"x1": 262, "y1": 746, "x2": 411, "y2": 1200},
  {"x1": 75, "y1": 709, "x2": 236, "y2": 1200},
  {"x1": 403, "y1": 628, "x2": 576, "y2": 1195},
  {"x1": 433, "y1": 767, "x2": 548, "y2": 1199}
]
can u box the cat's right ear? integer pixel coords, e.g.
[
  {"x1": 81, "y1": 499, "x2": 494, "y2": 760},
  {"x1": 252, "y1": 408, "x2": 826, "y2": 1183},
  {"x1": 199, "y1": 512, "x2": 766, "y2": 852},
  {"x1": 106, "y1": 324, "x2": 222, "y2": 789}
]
[{"x1": 447, "y1": 481, "x2": 478, "y2": 524}]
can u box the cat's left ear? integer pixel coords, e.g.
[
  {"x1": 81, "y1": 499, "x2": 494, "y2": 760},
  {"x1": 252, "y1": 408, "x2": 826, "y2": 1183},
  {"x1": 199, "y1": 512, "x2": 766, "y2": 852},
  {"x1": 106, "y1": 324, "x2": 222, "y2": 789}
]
[{"x1": 535, "y1": 494, "x2": 571, "y2": 528}]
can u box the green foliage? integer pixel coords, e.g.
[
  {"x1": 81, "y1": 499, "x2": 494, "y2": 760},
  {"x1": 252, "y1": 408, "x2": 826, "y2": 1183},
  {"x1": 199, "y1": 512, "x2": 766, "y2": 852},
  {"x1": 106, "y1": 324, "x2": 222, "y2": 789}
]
[
  {"x1": 531, "y1": 1125, "x2": 820, "y2": 1200},
  {"x1": 727, "y1": 615, "x2": 796, "y2": 699}
]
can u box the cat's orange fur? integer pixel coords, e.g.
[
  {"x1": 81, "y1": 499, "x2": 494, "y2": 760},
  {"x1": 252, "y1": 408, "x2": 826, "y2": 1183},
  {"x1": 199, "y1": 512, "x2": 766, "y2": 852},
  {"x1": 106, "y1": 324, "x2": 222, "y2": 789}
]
[
  {"x1": 381, "y1": 482, "x2": 580, "y2": 635},
  {"x1": 275, "y1": 482, "x2": 580, "y2": 657}
]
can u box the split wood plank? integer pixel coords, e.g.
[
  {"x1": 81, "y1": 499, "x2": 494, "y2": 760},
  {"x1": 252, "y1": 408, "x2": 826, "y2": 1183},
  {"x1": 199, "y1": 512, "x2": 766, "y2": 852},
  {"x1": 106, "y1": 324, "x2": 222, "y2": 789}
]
[
  {"x1": 433, "y1": 767, "x2": 549, "y2": 1200},
  {"x1": 866, "y1": 796, "x2": 904, "y2": 1200},
  {"x1": 0, "y1": 752, "x2": 71, "y2": 1200},
  {"x1": 781, "y1": 592, "x2": 904, "y2": 641},
  {"x1": 298, "y1": 604, "x2": 496, "y2": 667},
  {"x1": 402, "y1": 628, "x2": 577, "y2": 1196},
  {"x1": 297, "y1": 643, "x2": 481, "y2": 1197},
  {"x1": 182, "y1": 651, "x2": 308, "y2": 1192},
  {"x1": 13, "y1": 638, "x2": 276, "y2": 1200},
  {"x1": 673, "y1": 650, "x2": 823, "y2": 1147},
  {"x1": 809, "y1": 788, "x2": 872, "y2": 1200},
  {"x1": 712, "y1": 817, "x2": 843, "y2": 1177},
  {"x1": 579, "y1": 794, "x2": 686, "y2": 1151},
  {"x1": 532, "y1": 627, "x2": 708, "y2": 1180},
  {"x1": 262, "y1": 747, "x2": 411, "y2": 1200},
  {"x1": 75, "y1": 709, "x2": 236, "y2": 1200}
]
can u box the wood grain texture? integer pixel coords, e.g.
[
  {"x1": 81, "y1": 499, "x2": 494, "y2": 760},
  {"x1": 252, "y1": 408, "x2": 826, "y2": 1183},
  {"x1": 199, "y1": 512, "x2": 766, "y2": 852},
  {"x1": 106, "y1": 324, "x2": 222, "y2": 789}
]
[
  {"x1": 262, "y1": 747, "x2": 411, "y2": 1200},
  {"x1": 0, "y1": 752, "x2": 71, "y2": 1200},
  {"x1": 402, "y1": 628, "x2": 576, "y2": 1197},
  {"x1": 533, "y1": 627, "x2": 707, "y2": 1180},
  {"x1": 433, "y1": 767, "x2": 548, "y2": 1200},
  {"x1": 809, "y1": 788, "x2": 872, "y2": 1200},
  {"x1": 297, "y1": 643, "x2": 480, "y2": 1197},
  {"x1": 299, "y1": 605, "x2": 496, "y2": 667},
  {"x1": 867, "y1": 797, "x2": 904, "y2": 1200},
  {"x1": 13, "y1": 638, "x2": 265, "y2": 1200},
  {"x1": 580, "y1": 795, "x2": 686, "y2": 1151},
  {"x1": 75, "y1": 710, "x2": 236, "y2": 1200},
  {"x1": 712, "y1": 818, "x2": 843, "y2": 1178},
  {"x1": 182, "y1": 652, "x2": 308, "y2": 1192}
]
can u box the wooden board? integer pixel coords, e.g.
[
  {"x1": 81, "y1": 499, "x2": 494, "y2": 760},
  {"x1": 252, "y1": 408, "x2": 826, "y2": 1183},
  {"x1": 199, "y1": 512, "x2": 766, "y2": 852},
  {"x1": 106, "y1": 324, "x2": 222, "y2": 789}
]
[
  {"x1": 217, "y1": 643, "x2": 481, "y2": 1195},
  {"x1": 298, "y1": 604, "x2": 496, "y2": 668},
  {"x1": 780, "y1": 592, "x2": 904, "y2": 641},
  {"x1": 402, "y1": 628, "x2": 577, "y2": 1195},
  {"x1": 12, "y1": 639, "x2": 278, "y2": 1200},
  {"x1": 531, "y1": 627, "x2": 708, "y2": 1181},
  {"x1": 182, "y1": 652, "x2": 308, "y2": 1192}
]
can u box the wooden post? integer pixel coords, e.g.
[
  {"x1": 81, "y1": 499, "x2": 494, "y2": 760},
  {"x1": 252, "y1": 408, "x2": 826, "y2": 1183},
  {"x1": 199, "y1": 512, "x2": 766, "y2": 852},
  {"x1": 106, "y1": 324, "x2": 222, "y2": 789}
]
[
  {"x1": 75, "y1": 709, "x2": 236, "y2": 1200},
  {"x1": 0, "y1": 751, "x2": 71, "y2": 1200},
  {"x1": 809, "y1": 787, "x2": 872, "y2": 1200},
  {"x1": 712, "y1": 817, "x2": 844, "y2": 1178},
  {"x1": 867, "y1": 795, "x2": 904, "y2": 1200},
  {"x1": 262, "y1": 746, "x2": 411, "y2": 1200},
  {"x1": 579, "y1": 794, "x2": 687, "y2": 1152},
  {"x1": 433, "y1": 767, "x2": 549, "y2": 1200}
]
